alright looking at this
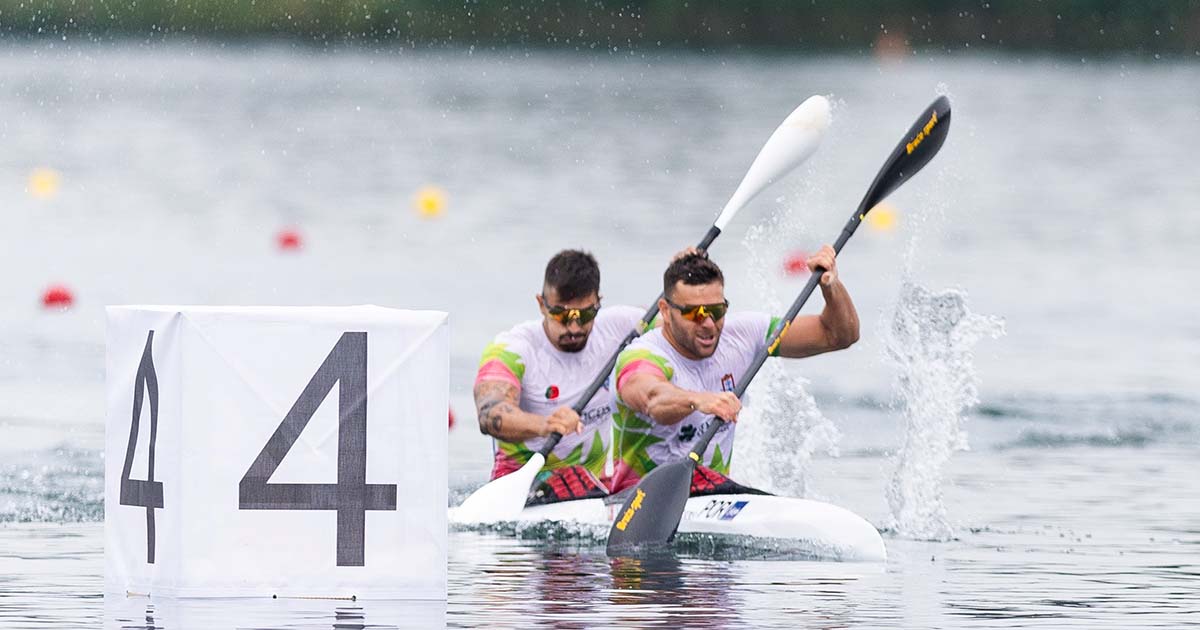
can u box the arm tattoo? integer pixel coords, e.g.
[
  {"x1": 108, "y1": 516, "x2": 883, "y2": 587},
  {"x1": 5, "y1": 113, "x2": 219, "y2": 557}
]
[
  {"x1": 474, "y1": 381, "x2": 518, "y2": 437},
  {"x1": 489, "y1": 403, "x2": 516, "y2": 435},
  {"x1": 477, "y1": 398, "x2": 504, "y2": 434}
]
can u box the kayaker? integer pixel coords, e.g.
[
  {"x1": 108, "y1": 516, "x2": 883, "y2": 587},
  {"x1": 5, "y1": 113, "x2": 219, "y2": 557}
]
[
  {"x1": 610, "y1": 250, "x2": 859, "y2": 494},
  {"x1": 473, "y1": 249, "x2": 647, "y2": 504}
]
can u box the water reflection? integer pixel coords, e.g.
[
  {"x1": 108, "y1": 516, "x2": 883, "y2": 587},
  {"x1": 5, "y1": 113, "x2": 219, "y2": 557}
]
[
  {"x1": 453, "y1": 535, "x2": 609, "y2": 626},
  {"x1": 112, "y1": 604, "x2": 161, "y2": 630},
  {"x1": 609, "y1": 554, "x2": 735, "y2": 628},
  {"x1": 533, "y1": 552, "x2": 606, "y2": 628},
  {"x1": 103, "y1": 595, "x2": 442, "y2": 629},
  {"x1": 8, "y1": 521, "x2": 1199, "y2": 628},
  {"x1": 608, "y1": 553, "x2": 879, "y2": 629},
  {"x1": 446, "y1": 533, "x2": 886, "y2": 629}
]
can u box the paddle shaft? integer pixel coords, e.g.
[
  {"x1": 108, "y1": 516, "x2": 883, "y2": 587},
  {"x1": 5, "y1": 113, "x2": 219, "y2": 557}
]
[
  {"x1": 537, "y1": 225, "x2": 723, "y2": 457},
  {"x1": 686, "y1": 214, "x2": 865, "y2": 457}
]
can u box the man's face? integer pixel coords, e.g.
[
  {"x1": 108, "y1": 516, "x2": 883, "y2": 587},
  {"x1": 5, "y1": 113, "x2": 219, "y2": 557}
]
[
  {"x1": 538, "y1": 287, "x2": 600, "y2": 353},
  {"x1": 661, "y1": 281, "x2": 726, "y2": 360}
]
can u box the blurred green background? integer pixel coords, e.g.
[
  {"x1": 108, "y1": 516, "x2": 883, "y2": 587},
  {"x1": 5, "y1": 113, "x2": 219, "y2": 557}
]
[{"x1": 2, "y1": 0, "x2": 1197, "y2": 54}]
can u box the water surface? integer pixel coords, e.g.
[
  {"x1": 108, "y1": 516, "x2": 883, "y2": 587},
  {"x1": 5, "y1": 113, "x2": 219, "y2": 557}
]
[{"x1": 1, "y1": 42, "x2": 1198, "y2": 628}]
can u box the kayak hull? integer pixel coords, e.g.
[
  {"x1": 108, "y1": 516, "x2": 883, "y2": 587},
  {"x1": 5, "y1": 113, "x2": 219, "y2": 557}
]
[{"x1": 451, "y1": 493, "x2": 887, "y2": 562}]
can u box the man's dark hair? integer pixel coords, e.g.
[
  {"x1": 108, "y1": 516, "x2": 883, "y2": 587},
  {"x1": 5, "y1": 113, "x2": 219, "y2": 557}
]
[
  {"x1": 664, "y1": 253, "x2": 724, "y2": 298},
  {"x1": 544, "y1": 249, "x2": 600, "y2": 301}
]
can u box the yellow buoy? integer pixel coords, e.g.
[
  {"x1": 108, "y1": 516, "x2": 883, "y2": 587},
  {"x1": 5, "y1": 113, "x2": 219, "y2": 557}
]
[
  {"x1": 414, "y1": 185, "x2": 446, "y2": 218},
  {"x1": 28, "y1": 168, "x2": 61, "y2": 200},
  {"x1": 866, "y1": 202, "x2": 898, "y2": 231}
]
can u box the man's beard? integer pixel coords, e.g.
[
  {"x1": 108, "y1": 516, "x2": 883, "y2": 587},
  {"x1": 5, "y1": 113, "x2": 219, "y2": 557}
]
[
  {"x1": 679, "y1": 328, "x2": 720, "y2": 358},
  {"x1": 558, "y1": 333, "x2": 588, "y2": 352}
]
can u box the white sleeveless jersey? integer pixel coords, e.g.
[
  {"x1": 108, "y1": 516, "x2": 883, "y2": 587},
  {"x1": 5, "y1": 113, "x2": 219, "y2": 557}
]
[
  {"x1": 476, "y1": 305, "x2": 644, "y2": 480},
  {"x1": 611, "y1": 311, "x2": 781, "y2": 492}
]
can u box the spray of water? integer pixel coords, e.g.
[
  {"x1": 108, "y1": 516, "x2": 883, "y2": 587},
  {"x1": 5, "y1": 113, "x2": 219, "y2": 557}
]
[
  {"x1": 882, "y1": 282, "x2": 1004, "y2": 540},
  {"x1": 736, "y1": 363, "x2": 840, "y2": 497},
  {"x1": 732, "y1": 132, "x2": 842, "y2": 497},
  {"x1": 875, "y1": 87, "x2": 1007, "y2": 539}
]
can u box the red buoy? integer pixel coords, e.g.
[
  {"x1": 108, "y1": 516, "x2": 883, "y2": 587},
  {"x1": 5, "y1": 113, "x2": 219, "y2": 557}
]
[
  {"x1": 276, "y1": 228, "x2": 303, "y2": 252},
  {"x1": 448, "y1": 407, "x2": 456, "y2": 430},
  {"x1": 42, "y1": 284, "x2": 75, "y2": 310},
  {"x1": 783, "y1": 251, "x2": 809, "y2": 276}
]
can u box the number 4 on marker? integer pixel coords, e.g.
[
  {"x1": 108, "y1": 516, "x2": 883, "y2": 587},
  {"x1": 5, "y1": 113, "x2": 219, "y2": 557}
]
[
  {"x1": 239, "y1": 332, "x2": 397, "y2": 567},
  {"x1": 120, "y1": 330, "x2": 164, "y2": 564}
]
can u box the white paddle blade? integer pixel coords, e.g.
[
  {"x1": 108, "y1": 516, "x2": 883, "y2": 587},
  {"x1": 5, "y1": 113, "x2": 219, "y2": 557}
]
[
  {"x1": 451, "y1": 453, "x2": 544, "y2": 524},
  {"x1": 713, "y1": 94, "x2": 832, "y2": 231}
]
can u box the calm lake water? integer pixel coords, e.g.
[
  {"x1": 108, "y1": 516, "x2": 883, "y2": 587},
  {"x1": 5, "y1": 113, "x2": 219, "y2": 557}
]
[{"x1": 1, "y1": 40, "x2": 1198, "y2": 628}]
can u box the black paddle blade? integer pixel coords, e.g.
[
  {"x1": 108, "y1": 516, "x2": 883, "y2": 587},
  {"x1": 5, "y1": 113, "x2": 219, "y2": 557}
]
[
  {"x1": 857, "y1": 95, "x2": 952, "y2": 216},
  {"x1": 605, "y1": 457, "x2": 697, "y2": 556}
]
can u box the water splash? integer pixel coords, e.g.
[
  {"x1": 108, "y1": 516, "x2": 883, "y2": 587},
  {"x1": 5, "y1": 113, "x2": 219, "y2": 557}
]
[
  {"x1": 452, "y1": 517, "x2": 612, "y2": 545},
  {"x1": 883, "y1": 282, "x2": 1004, "y2": 540},
  {"x1": 734, "y1": 161, "x2": 841, "y2": 498},
  {"x1": 736, "y1": 363, "x2": 840, "y2": 497},
  {"x1": 0, "y1": 447, "x2": 103, "y2": 523}
]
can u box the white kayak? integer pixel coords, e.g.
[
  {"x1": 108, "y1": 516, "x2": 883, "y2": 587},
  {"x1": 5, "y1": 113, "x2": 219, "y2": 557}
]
[{"x1": 451, "y1": 492, "x2": 887, "y2": 562}]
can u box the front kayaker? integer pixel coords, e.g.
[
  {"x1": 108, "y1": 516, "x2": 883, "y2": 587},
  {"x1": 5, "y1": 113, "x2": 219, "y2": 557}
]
[
  {"x1": 611, "y1": 250, "x2": 859, "y2": 494},
  {"x1": 473, "y1": 249, "x2": 645, "y2": 504}
]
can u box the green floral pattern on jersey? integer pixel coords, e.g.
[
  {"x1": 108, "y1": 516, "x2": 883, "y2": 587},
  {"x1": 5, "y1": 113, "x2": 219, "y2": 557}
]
[
  {"x1": 709, "y1": 443, "x2": 729, "y2": 474},
  {"x1": 496, "y1": 428, "x2": 608, "y2": 480},
  {"x1": 612, "y1": 403, "x2": 666, "y2": 479}
]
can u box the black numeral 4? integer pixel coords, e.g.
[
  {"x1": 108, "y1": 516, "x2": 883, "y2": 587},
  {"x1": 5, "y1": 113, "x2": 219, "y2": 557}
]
[
  {"x1": 239, "y1": 332, "x2": 397, "y2": 566},
  {"x1": 120, "y1": 330, "x2": 164, "y2": 564}
]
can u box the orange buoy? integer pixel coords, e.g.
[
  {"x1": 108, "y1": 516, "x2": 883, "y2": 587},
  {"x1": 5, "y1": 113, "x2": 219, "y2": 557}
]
[{"x1": 41, "y1": 284, "x2": 75, "y2": 310}]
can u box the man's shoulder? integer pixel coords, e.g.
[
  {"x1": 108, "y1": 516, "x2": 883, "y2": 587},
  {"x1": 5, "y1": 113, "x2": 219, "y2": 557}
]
[
  {"x1": 488, "y1": 319, "x2": 543, "y2": 352},
  {"x1": 596, "y1": 304, "x2": 644, "y2": 330},
  {"x1": 725, "y1": 310, "x2": 772, "y2": 324},
  {"x1": 624, "y1": 326, "x2": 668, "y2": 352},
  {"x1": 621, "y1": 328, "x2": 678, "y2": 368},
  {"x1": 721, "y1": 311, "x2": 776, "y2": 341},
  {"x1": 616, "y1": 329, "x2": 676, "y2": 385},
  {"x1": 602, "y1": 304, "x2": 644, "y2": 319}
]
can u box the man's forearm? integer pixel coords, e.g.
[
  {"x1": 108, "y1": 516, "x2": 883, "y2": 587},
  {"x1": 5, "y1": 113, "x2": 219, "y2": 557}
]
[
  {"x1": 643, "y1": 381, "x2": 698, "y2": 425},
  {"x1": 819, "y1": 280, "x2": 860, "y2": 349},
  {"x1": 477, "y1": 399, "x2": 546, "y2": 441},
  {"x1": 474, "y1": 381, "x2": 546, "y2": 441}
]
